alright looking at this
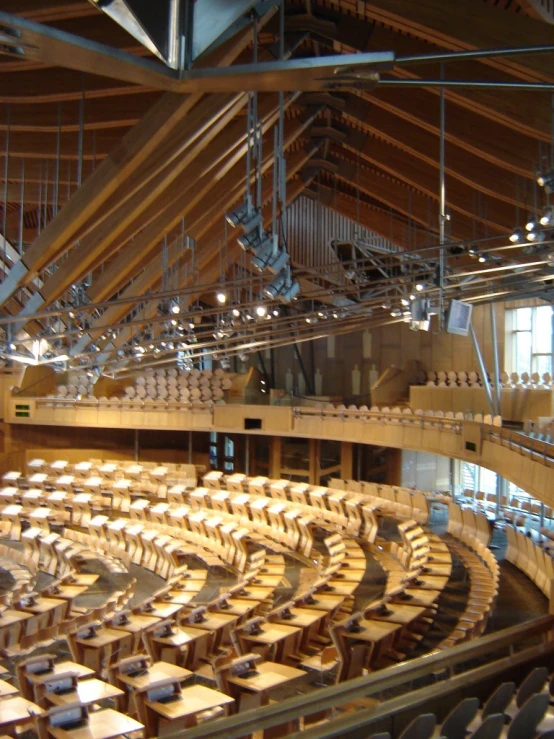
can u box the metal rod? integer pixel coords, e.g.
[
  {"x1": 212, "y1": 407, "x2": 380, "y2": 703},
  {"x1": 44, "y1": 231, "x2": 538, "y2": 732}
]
[
  {"x1": 490, "y1": 301, "x2": 501, "y2": 416},
  {"x1": 438, "y1": 63, "x2": 445, "y2": 333},
  {"x1": 396, "y1": 44, "x2": 554, "y2": 65},
  {"x1": 77, "y1": 80, "x2": 85, "y2": 188},
  {"x1": 469, "y1": 324, "x2": 495, "y2": 416},
  {"x1": 293, "y1": 343, "x2": 314, "y2": 395},
  {"x1": 18, "y1": 158, "x2": 24, "y2": 256},
  {"x1": 134, "y1": 429, "x2": 139, "y2": 462},
  {"x1": 53, "y1": 103, "x2": 61, "y2": 216},
  {"x1": 2, "y1": 105, "x2": 9, "y2": 271},
  {"x1": 188, "y1": 428, "x2": 193, "y2": 464},
  {"x1": 379, "y1": 79, "x2": 554, "y2": 91}
]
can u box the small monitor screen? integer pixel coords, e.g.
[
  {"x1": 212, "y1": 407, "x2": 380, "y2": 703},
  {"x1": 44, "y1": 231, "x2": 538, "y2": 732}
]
[
  {"x1": 446, "y1": 299, "x2": 473, "y2": 336},
  {"x1": 147, "y1": 683, "x2": 174, "y2": 703}
]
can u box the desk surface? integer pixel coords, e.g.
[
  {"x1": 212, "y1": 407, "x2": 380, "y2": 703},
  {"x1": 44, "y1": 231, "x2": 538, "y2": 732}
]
[
  {"x1": 399, "y1": 589, "x2": 440, "y2": 607},
  {"x1": 275, "y1": 607, "x2": 327, "y2": 629},
  {"x1": 27, "y1": 661, "x2": 95, "y2": 684},
  {"x1": 0, "y1": 679, "x2": 18, "y2": 698},
  {"x1": 110, "y1": 613, "x2": 160, "y2": 633},
  {"x1": 50, "y1": 585, "x2": 89, "y2": 600},
  {"x1": 76, "y1": 628, "x2": 131, "y2": 649},
  {"x1": 337, "y1": 618, "x2": 401, "y2": 643},
  {"x1": 0, "y1": 696, "x2": 41, "y2": 726},
  {"x1": 47, "y1": 707, "x2": 144, "y2": 739},
  {"x1": 243, "y1": 623, "x2": 302, "y2": 645},
  {"x1": 146, "y1": 602, "x2": 183, "y2": 620},
  {"x1": 46, "y1": 678, "x2": 123, "y2": 707},
  {"x1": 369, "y1": 603, "x2": 427, "y2": 625},
  {"x1": 117, "y1": 662, "x2": 192, "y2": 691},
  {"x1": 20, "y1": 597, "x2": 67, "y2": 615},
  {"x1": 0, "y1": 609, "x2": 32, "y2": 627},
  {"x1": 153, "y1": 626, "x2": 209, "y2": 647},
  {"x1": 227, "y1": 661, "x2": 304, "y2": 692},
  {"x1": 71, "y1": 574, "x2": 99, "y2": 587},
  {"x1": 146, "y1": 684, "x2": 233, "y2": 720}
]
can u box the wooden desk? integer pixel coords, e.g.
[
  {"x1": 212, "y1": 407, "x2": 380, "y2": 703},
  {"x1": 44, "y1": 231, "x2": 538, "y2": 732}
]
[
  {"x1": 0, "y1": 680, "x2": 18, "y2": 698},
  {"x1": 335, "y1": 618, "x2": 401, "y2": 679},
  {"x1": 2, "y1": 472, "x2": 20, "y2": 483},
  {"x1": 0, "y1": 488, "x2": 19, "y2": 502},
  {"x1": 19, "y1": 597, "x2": 68, "y2": 630},
  {"x1": 117, "y1": 662, "x2": 192, "y2": 692},
  {"x1": 145, "y1": 684, "x2": 233, "y2": 731},
  {"x1": 46, "y1": 678, "x2": 124, "y2": 709},
  {"x1": 151, "y1": 626, "x2": 211, "y2": 669},
  {"x1": 70, "y1": 574, "x2": 99, "y2": 587},
  {"x1": 369, "y1": 603, "x2": 427, "y2": 626},
  {"x1": 26, "y1": 662, "x2": 95, "y2": 692},
  {"x1": 193, "y1": 612, "x2": 238, "y2": 651},
  {"x1": 298, "y1": 593, "x2": 345, "y2": 612},
  {"x1": 422, "y1": 563, "x2": 452, "y2": 577},
  {"x1": 145, "y1": 602, "x2": 183, "y2": 620},
  {"x1": 218, "y1": 598, "x2": 259, "y2": 618},
  {"x1": 109, "y1": 613, "x2": 161, "y2": 652},
  {"x1": 320, "y1": 580, "x2": 359, "y2": 596},
  {"x1": 47, "y1": 708, "x2": 144, "y2": 739},
  {"x1": 0, "y1": 696, "x2": 41, "y2": 736},
  {"x1": 274, "y1": 607, "x2": 327, "y2": 650},
  {"x1": 0, "y1": 610, "x2": 32, "y2": 646},
  {"x1": 240, "y1": 623, "x2": 302, "y2": 664},
  {"x1": 227, "y1": 661, "x2": 304, "y2": 710},
  {"x1": 398, "y1": 589, "x2": 440, "y2": 607},
  {"x1": 410, "y1": 574, "x2": 449, "y2": 591},
  {"x1": 74, "y1": 629, "x2": 134, "y2": 672},
  {"x1": 49, "y1": 585, "x2": 89, "y2": 600},
  {"x1": 232, "y1": 586, "x2": 274, "y2": 601}
]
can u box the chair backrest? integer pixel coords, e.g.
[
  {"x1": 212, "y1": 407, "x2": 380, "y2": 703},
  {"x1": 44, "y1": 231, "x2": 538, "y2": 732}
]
[
  {"x1": 398, "y1": 713, "x2": 436, "y2": 739},
  {"x1": 516, "y1": 666, "x2": 549, "y2": 708},
  {"x1": 507, "y1": 693, "x2": 549, "y2": 739},
  {"x1": 470, "y1": 713, "x2": 506, "y2": 739},
  {"x1": 440, "y1": 697, "x2": 480, "y2": 739}
]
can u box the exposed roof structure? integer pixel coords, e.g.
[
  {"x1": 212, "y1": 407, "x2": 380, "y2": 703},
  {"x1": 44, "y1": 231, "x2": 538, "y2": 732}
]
[{"x1": 0, "y1": 0, "x2": 553, "y2": 371}]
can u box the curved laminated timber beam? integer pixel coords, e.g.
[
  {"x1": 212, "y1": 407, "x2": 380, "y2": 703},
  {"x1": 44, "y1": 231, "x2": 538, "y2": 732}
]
[{"x1": 0, "y1": 0, "x2": 553, "y2": 367}]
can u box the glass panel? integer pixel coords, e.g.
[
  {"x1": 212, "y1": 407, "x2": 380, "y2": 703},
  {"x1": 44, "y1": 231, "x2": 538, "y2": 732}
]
[
  {"x1": 534, "y1": 306, "x2": 553, "y2": 353},
  {"x1": 515, "y1": 331, "x2": 531, "y2": 375},
  {"x1": 516, "y1": 307, "x2": 532, "y2": 330},
  {"x1": 533, "y1": 354, "x2": 552, "y2": 376},
  {"x1": 479, "y1": 467, "x2": 497, "y2": 496}
]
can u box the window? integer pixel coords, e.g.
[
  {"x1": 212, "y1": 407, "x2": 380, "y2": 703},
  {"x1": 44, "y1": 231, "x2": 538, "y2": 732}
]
[{"x1": 505, "y1": 304, "x2": 553, "y2": 376}]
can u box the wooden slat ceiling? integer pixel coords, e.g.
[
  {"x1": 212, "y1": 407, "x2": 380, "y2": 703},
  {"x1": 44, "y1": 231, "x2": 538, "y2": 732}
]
[{"x1": 0, "y1": 0, "x2": 552, "y2": 367}]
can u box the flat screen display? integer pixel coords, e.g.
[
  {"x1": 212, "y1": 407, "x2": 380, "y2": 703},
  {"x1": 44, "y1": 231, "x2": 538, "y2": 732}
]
[{"x1": 446, "y1": 299, "x2": 473, "y2": 336}]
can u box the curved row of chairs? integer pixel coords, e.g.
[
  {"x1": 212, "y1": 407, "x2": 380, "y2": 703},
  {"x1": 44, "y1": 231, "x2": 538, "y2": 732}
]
[
  {"x1": 505, "y1": 526, "x2": 554, "y2": 599},
  {"x1": 300, "y1": 404, "x2": 503, "y2": 426}
]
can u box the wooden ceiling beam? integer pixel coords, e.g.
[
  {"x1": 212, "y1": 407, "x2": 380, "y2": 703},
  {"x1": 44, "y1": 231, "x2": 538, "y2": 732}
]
[
  {"x1": 85, "y1": 99, "x2": 308, "y2": 303},
  {"x1": 331, "y1": 140, "x2": 519, "y2": 231},
  {"x1": 21, "y1": 94, "x2": 247, "y2": 314},
  {"x1": 331, "y1": 148, "x2": 510, "y2": 240},
  {"x1": 0, "y1": 16, "x2": 270, "y2": 311},
  {"x1": 339, "y1": 95, "x2": 530, "y2": 211},
  {"x1": 366, "y1": 88, "x2": 541, "y2": 175},
  {"x1": 357, "y1": 0, "x2": 554, "y2": 83}
]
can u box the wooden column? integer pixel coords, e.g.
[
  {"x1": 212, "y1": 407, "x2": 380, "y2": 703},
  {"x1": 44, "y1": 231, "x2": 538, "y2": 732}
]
[
  {"x1": 269, "y1": 436, "x2": 282, "y2": 479},
  {"x1": 309, "y1": 439, "x2": 320, "y2": 486},
  {"x1": 340, "y1": 442, "x2": 354, "y2": 480}
]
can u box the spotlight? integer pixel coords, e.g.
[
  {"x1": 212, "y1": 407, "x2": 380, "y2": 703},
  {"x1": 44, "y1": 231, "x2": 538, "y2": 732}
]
[
  {"x1": 526, "y1": 229, "x2": 545, "y2": 243},
  {"x1": 525, "y1": 217, "x2": 538, "y2": 232},
  {"x1": 232, "y1": 308, "x2": 241, "y2": 318},
  {"x1": 509, "y1": 227, "x2": 525, "y2": 244},
  {"x1": 216, "y1": 291, "x2": 227, "y2": 304},
  {"x1": 237, "y1": 229, "x2": 270, "y2": 252},
  {"x1": 390, "y1": 309, "x2": 402, "y2": 317},
  {"x1": 280, "y1": 278, "x2": 300, "y2": 303},
  {"x1": 415, "y1": 282, "x2": 425, "y2": 292},
  {"x1": 400, "y1": 297, "x2": 410, "y2": 306},
  {"x1": 226, "y1": 202, "x2": 262, "y2": 231},
  {"x1": 239, "y1": 352, "x2": 249, "y2": 362},
  {"x1": 272, "y1": 308, "x2": 279, "y2": 317},
  {"x1": 220, "y1": 356, "x2": 231, "y2": 370},
  {"x1": 537, "y1": 170, "x2": 554, "y2": 193},
  {"x1": 540, "y1": 206, "x2": 554, "y2": 226},
  {"x1": 251, "y1": 238, "x2": 290, "y2": 274},
  {"x1": 170, "y1": 302, "x2": 180, "y2": 314},
  {"x1": 478, "y1": 254, "x2": 487, "y2": 263},
  {"x1": 381, "y1": 301, "x2": 391, "y2": 310},
  {"x1": 255, "y1": 304, "x2": 267, "y2": 317}
]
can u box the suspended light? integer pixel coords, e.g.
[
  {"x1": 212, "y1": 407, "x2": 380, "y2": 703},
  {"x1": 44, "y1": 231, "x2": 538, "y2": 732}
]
[
  {"x1": 509, "y1": 227, "x2": 525, "y2": 244},
  {"x1": 232, "y1": 308, "x2": 241, "y2": 318},
  {"x1": 170, "y1": 302, "x2": 180, "y2": 314},
  {"x1": 525, "y1": 217, "x2": 538, "y2": 232},
  {"x1": 216, "y1": 291, "x2": 227, "y2": 304},
  {"x1": 526, "y1": 229, "x2": 545, "y2": 243},
  {"x1": 537, "y1": 170, "x2": 554, "y2": 193},
  {"x1": 272, "y1": 308, "x2": 279, "y2": 317},
  {"x1": 390, "y1": 309, "x2": 402, "y2": 317},
  {"x1": 381, "y1": 301, "x2": 391, "y2": 310},
  {"x1": 255, "y1": 305, "x2": 267, "y2": 317},
  {"x1": 540, "y1": 206, "x2": 554, "y2": 226},
  {"x1": 400, "y1": 297, "x2": 410, "y2": 306},
  {"x1": 220, "y1": 356, "x2": 231, "y2": 370}
]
